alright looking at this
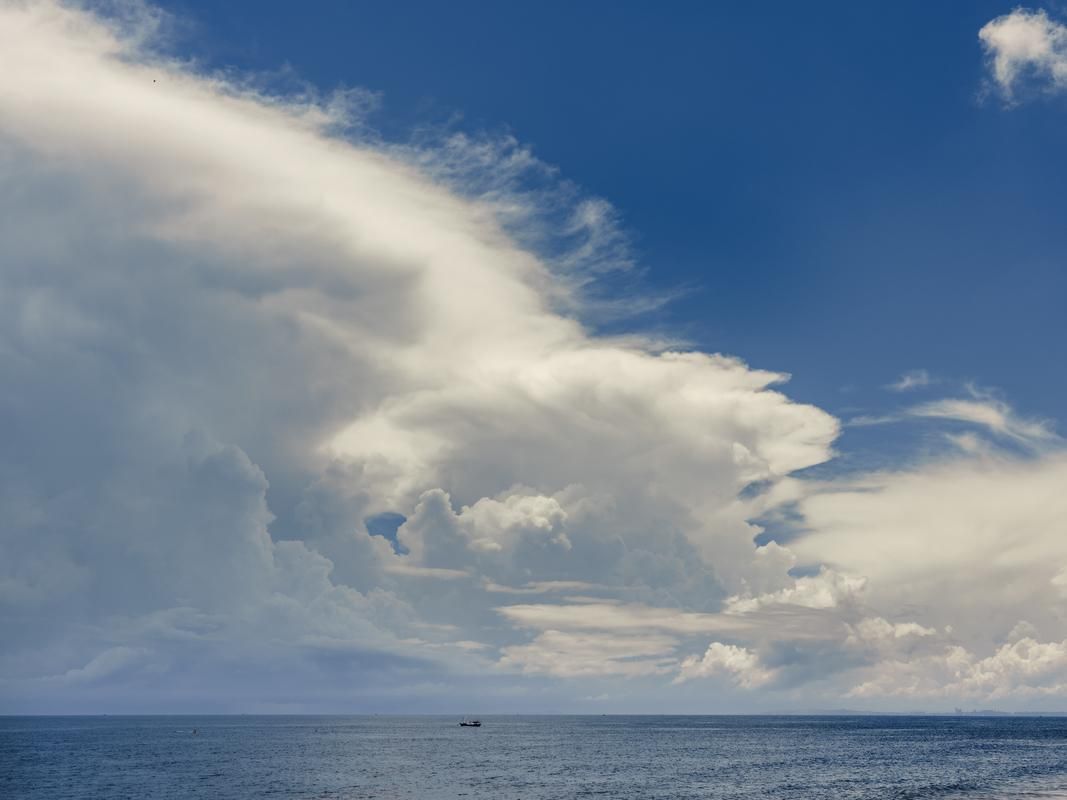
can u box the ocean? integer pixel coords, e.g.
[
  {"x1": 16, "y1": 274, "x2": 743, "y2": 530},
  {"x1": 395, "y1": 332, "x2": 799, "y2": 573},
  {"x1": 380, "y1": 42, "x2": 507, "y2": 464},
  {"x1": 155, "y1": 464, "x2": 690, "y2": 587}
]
[{"x1": 4, "y1": 715, "x2": 1067, "y2": 799}]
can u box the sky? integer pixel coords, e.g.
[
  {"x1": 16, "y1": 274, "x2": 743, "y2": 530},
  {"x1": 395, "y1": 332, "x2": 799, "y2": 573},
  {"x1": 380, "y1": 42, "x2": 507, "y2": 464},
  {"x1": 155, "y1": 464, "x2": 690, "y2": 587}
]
[{"x1": 1, "y1": 0, "x2": 1067, "y2": 713}]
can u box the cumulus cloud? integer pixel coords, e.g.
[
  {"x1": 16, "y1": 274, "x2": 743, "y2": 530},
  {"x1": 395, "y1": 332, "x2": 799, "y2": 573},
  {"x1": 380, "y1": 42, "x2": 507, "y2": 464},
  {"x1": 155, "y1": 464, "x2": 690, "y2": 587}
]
[
  {"x1": 842, "y1": 618, "x2": 938, "y2": 663},
  {"x1": 847, "y1": 638, "x2": 1067, "y2": 700},
  {"x1": 980, "y1": 8, "x2": 1067, "y2": 100},
  {"x1": 3, "y1": 0, "x2": 1067, "y2": 712},
  {"x1": 782, "y1": 449, "x2": 1067, "y2": 699},
  {"x1": 724, "y1": 567, "x2": 866, "y2": 614},
  {"x1": 0, "y1": 0, "x2": 840, "y2": 711},
  {"x1": 675, "y1": 643, "x2": 774, "y2": 688}
]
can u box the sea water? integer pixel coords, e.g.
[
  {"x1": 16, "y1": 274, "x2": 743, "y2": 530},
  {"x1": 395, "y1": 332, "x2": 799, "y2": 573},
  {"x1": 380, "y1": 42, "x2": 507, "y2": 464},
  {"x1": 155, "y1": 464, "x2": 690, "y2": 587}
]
[{"x1": 4, "y1": 715, "x2": 1067, "y2": 799}]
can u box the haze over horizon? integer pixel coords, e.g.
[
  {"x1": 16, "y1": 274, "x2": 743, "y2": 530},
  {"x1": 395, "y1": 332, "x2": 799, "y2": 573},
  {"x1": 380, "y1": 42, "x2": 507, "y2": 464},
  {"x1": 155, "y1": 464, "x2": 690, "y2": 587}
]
[{"x1": 3, "y1": 1, "x2": 1067, "y2": 715}]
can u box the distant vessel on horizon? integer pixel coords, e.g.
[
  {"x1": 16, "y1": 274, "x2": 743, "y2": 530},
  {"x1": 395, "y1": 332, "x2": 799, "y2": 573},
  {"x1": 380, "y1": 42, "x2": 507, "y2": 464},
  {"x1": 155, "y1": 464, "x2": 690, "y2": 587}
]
[{"x1": 459, "y1": 718, "x2": 482, "y2": 727}]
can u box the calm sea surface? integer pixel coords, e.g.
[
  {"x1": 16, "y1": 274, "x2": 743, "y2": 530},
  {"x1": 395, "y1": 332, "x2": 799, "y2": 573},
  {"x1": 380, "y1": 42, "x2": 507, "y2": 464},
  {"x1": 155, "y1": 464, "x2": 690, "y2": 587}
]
[{"x1": 4, "y1": 715, "x2": 1067, "y2": 799}]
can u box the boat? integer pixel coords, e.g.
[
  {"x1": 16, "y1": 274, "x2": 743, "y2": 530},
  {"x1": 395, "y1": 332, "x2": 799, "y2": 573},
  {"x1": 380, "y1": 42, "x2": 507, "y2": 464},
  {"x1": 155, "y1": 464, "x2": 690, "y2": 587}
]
[{"x1": 458, "y1": 718, "x2": 482, "y2": 727}]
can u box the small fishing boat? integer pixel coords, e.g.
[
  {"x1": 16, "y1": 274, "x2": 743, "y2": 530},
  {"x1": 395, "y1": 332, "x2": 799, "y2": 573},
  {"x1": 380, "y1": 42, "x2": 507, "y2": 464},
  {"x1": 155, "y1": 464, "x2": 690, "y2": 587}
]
[{"x1": 459, "y1": 718, "x2": 482, "y2": 727}]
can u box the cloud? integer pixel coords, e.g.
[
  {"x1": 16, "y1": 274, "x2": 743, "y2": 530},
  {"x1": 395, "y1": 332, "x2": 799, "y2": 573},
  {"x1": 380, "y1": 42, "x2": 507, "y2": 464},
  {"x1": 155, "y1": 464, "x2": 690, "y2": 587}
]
[
  {"x1": 907, "y1": 394, "x2": 1057, "y2": 446},
  {"x1": 842, "y1": 618, "x2": 937, "y2": 662},
  {"x1": 724, "y1": 568, "x2": 866, "y2": 614},
  {"x1": 847, "y1": 638, "x2": 1067, "y2": 700},
  {"x1": 49, "y1": 646, "x2": 155, "y2": 686},
  {"x1": 980, "y1": 8, "x2": 1067, "y2": 100},
  {"x1": 4, "y1": 0, "x2": 1067, "y2": 711},
  {"x1": 733, "y1": 437, "x2": 1067, "y2": 702},
  {"x1": 675, "y1": 643, "x2": 774, "y2": 688},
  {"x1": 500, "y1": 630, "x2": 678, "y2": 678},
  {"x1": 0, "y1": 1, "x2": 839, "y2": 711},
  {"x1": 791, "y1": 452, "x2": 1067, "y2": 657},
  {"x1": 851, "y1": 390, "x2": 1057, "y2": 449},
  {"x1": 381, "y1": 564, "x2": 471, "y2": 579},
  {"x1": 886, "y1": 369, "x2": 932, "y2": 392},
  {"x1": 482, "y1": 580, "x2": 611, "y2": 595},
  {"x1": 497, "y1": 602, "x2": 746, "y2": 636}
]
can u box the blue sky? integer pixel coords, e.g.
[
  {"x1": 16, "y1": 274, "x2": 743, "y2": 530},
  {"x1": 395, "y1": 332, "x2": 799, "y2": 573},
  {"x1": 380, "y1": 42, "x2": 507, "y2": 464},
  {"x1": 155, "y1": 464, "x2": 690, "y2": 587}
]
[{"x1": 2, "y1": 1, "x2": 1067, "y2": 713}]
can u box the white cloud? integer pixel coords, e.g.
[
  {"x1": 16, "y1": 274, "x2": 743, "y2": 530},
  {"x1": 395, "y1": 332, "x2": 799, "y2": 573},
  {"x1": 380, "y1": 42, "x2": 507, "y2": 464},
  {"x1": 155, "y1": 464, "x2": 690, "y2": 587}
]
[
  {"x1": 399, "y1": 489, "x2": 570, "y2": 557},
  {"x1": 842, "y1": 618, "x2": 938, "y2": 665},
  {"x1": 381, "y1": 564, "x2": 471, "y2": 579},
  {"x1": 847, "y1": 638, "x2": 1067, "y2": 700},
  {"x1": 886, "y1": 369, "x2": 933, "y2": 392},
  {"x1": 0, "y1": 1, "x2": 838, "y2": 710},
  {"x1": 4, "y1": 0, "x2": 1067, "y2": 711},
  {"x1": 724, "y1": 568, "x2": 866, "y2": 614},
  {"x1": 790, "y1": 451, "x2": 1067, "y2": 666},
  {"x1": 850, "y1": 390, "x2": 1057, "y2": 449},
  {"x1": 482, "y1": 580, "x2": 610, "y2": 595},
  {"x1": 500, "y1": 630, "x2": 678, "y2": 678},
  {"x1": 907, "y1": 395, "x2": 1057, "y2": 447},
  {"x1": 497, "y1": 602, "x2": 748, "y2": 636},
  {"x1": 980, "y1": 9, "x2": 1067, "y2": 100},
  {"x1": 847, "y1": 617, "x2": 936, "y2": 643},
  {"x1": 675, "y1": 643, "x2": 774, "y2": 688}
]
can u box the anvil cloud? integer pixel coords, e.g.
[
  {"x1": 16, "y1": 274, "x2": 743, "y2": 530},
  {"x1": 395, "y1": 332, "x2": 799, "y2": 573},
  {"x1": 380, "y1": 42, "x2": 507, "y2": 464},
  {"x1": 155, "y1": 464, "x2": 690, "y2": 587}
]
[{"x1": 1, "y1": 2, "x2": 1065, "y2": 712}]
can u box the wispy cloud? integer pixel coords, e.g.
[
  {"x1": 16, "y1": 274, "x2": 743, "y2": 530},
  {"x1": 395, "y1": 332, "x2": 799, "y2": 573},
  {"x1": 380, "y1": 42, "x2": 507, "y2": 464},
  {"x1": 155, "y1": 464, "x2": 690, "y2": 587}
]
[
  {"x1": 500, "y1": 630, "x2": 679, "y2": 678},
  {"x1": 886, "y1": 369, "x2": 933, "y2": 392},
  {"x1": 851, "y1": 387, "x2": 1057, "y2": 449},
  {"x1": 908, "y1": 395, "x2": 1058, "y2": 447},
  {"x1": 482, "y1": 580, "x2": 610, "y2": 595}
]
